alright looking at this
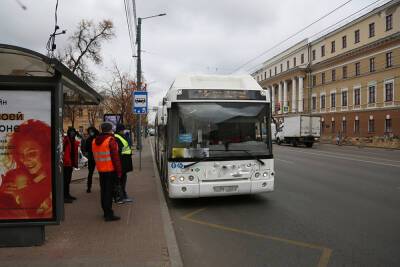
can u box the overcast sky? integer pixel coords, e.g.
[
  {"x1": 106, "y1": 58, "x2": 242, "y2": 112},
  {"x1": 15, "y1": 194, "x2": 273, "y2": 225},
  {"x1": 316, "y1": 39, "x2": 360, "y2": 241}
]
[{"x1": 0, "y1": 0, "x2": 390, "y2": 120}]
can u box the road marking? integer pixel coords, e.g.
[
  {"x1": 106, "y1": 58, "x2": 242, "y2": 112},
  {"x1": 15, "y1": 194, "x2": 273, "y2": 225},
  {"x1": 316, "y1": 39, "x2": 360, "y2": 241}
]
[
  {"x1": 182, "y1": 208, "x2": 332, "y2": 267},
  {"x1": 281, "y1": 149, "x2": 400, "y2": 168},
  {"x1": 276, "y1": 158, "x2": 294, "y2": 164},
  {"x1": 275, "y1": 146, "x2": 400, "y2": 164}
]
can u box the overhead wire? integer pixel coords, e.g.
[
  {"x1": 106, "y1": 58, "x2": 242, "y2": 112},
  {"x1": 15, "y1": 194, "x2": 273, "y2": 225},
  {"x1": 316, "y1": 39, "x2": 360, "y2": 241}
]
[
  {"x1": 231, "y1": 0, "x2": 353, "y2": 74},
  {"x1": 124, "y1": 0, "x2": 136, "y2": 57},
  {"x1": 245, "y1": 0, "x2": 388, "y2": 75},
  {"x1": 46, "y1": 0, "x2": 66, "y2": 59}
]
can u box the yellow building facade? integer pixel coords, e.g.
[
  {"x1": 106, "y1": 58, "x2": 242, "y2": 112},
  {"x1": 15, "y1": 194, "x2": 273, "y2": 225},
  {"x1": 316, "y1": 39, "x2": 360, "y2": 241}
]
[{"x1": 254, "y1": 0, "x2": 400, "y2": 145}]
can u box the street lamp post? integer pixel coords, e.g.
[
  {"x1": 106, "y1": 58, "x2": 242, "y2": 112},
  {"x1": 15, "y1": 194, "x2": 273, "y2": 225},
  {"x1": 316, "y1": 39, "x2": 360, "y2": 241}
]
[{"x1": 135, "y1": 13, "x2": 166, "y2": 170}]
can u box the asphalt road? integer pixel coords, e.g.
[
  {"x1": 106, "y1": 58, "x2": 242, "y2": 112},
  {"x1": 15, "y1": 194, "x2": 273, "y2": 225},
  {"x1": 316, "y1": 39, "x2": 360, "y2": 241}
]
[{"x1": 165, "y1": 143, "x2": 400, "y2": 267}]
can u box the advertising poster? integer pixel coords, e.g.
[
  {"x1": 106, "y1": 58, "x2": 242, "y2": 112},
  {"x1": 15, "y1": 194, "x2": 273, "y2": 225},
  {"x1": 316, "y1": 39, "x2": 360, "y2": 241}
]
[
  {"x1": 103, "y1": 114, "x2": 122, "y2": 132},
  {"x1": 0, "y1": 90, "x2": 53, "y2": 221}
]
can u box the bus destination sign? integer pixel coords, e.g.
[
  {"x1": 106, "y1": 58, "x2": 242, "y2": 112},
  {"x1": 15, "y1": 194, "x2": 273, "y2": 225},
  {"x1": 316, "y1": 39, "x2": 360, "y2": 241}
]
[{"x1": 177, "y1": 89, "x2": 266, "y2": 100}]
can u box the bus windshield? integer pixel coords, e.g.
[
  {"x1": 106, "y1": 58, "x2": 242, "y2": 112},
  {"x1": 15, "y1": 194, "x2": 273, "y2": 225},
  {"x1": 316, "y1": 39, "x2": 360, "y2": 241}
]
[{"x1": 169, "y1": 102, "x2": 271, "y2": 160}]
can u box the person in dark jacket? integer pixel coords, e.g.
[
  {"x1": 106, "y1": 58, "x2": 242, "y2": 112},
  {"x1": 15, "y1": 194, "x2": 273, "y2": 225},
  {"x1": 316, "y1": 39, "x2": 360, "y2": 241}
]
[
  {"x1": 63, "y1": 127, "x2": 80, "y2": 203},
  {"x1": 114, "y1": 124, "x2": 133, "y2": 203},
  {"x1": 85, "y1": 126, "x2": 99, "y2": 193},
  {"x1": 92, "y1": 122, "x2": 122, "y2": 222}
]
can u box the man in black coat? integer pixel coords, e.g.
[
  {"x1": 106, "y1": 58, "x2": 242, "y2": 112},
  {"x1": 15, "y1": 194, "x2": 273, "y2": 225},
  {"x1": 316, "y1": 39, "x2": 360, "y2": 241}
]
[
  {"x1": 85, "y1": 126, "x2": 99, "y2": 193},
  {"x1": 114, "y1": 124, "x2": 133, "y2": 202}
]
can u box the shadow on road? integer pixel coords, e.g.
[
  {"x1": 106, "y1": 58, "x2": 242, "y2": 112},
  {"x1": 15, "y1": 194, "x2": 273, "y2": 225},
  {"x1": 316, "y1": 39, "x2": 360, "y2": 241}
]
[{"x1": 167, "y1": 194, "x2": 271, "y2": 211}]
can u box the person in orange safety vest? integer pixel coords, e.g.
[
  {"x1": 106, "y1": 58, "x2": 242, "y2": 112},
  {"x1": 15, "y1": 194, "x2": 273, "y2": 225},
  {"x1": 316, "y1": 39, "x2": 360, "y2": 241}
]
[{"x1": 92, "y1": 122, "x2": 122, "y2": 222}]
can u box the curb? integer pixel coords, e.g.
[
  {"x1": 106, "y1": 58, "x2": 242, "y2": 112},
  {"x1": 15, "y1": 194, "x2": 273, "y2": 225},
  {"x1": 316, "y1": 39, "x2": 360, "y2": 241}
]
[{"x1": 149, "y1": 139, "x2": 184, "y2": 267}]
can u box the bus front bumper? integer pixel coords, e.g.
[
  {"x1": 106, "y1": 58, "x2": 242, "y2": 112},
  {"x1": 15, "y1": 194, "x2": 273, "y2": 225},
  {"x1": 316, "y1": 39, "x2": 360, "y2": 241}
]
[{"x1": 168, "y1": 179, "x2": 274, "y2": 198}]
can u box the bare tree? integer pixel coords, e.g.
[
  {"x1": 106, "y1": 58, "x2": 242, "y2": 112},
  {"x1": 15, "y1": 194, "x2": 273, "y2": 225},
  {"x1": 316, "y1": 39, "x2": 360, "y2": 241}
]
[
  {"x1": 60, "y1": 19, "x2": 115, "y2": 127},
  {"x1": 102, "y1": 65, "x2": 137, "y2": 129}
]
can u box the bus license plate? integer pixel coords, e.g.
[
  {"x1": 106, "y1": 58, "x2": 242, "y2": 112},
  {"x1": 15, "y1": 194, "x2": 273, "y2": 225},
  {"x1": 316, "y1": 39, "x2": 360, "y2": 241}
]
[{"x1": 213, "y1": 185, "x2": 238, "y2": 193}]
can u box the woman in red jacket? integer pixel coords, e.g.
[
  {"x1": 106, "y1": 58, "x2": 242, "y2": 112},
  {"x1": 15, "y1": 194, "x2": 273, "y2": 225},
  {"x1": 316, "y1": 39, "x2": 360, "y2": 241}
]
[{"x1": 63, "y1": 127, "x2": 80, "y2": 203}]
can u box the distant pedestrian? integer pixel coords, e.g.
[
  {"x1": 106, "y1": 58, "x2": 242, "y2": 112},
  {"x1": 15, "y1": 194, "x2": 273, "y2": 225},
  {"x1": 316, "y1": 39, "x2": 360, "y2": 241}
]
[
  {"x1": 92, "y1": 122, "x2": 122, "y2": 222},
  {"x1": 85, "y1": 126, "x2": 99, "y2": 193},
  {"x1": 63, "y1": 127, "x2": 80, "y2": 203},
  {"x1": 114, "y1": 124, "x2": 134, "y2": 203},
  {"x1": 336, "y1": 131, "x2": 342, "y2": 146}
]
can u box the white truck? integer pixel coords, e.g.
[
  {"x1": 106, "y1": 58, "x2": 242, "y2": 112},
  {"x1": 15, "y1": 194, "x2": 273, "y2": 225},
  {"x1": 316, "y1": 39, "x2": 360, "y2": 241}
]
[{"x1": 275, "y1": 115, "x2": 321, "y2": 148}]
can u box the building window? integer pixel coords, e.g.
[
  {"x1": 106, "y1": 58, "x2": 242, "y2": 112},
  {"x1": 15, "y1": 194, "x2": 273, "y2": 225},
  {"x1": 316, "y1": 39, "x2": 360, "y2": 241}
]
[
  {"x1": 342, "y1": 91, "x2": 348, "y2": 106},
  {"x1": 331, "y1": 69, "x2": 336, "y2": 81},
  {"x1": 342, "y1": 66, "x2": 347, "y2": 79},
  {"x1": 331, "y1": 121, "x2": 336, "y2": 133},
  {"x1": 269, "y1": 69, "x2": 272, "y2": 77},
  {"x1": 312, "y1": 75, "x2": 316, "y2": 86},
  {"x1": 293, "y1": 57, "x2": 296, "y2": 67},
  {"x1": 331, "y1": 41, "x2": 335, "y2": 53},
  {"x1": 354, "y1": 29, "x2": 360, "y2": 44},
  {"x1": 321, "y1": 72, "x2": 325, "y2": 84},
  {"x1": 354, "y1": 119, "x2": 360, "y2": 134},
  {"x1": 312, "y1": 96, "x2": 317, "y2": 110},
  {"x1": 386, "y1": 14, "x2": 393, "y2": 31},
  {"x1": 386, "y1": 52, "x2": 393, "y2": 68},
  {"x1": 342, "y1": 120, "x2": 347, "y2": 134},
  {"x1": 368, "y1": 118, "x2": 375, "y2": 133},
  {"x1": 301, "y1": 53, "x2": 304, "y2": 64},
  {"x1": 331, "y1": 93, "x2": 336, "y2": 108},
  {"x1": 385, "y1": 81, "x2": 393, "y2": 102},
  {"x1": 312, "y1": 50, "x2": 316, "y2": 61},
  {"x1": 369, "y1": 57, "x2": 375, "y2": 72},
  {"x1": 354, "y1": 88, "x2": 360, "y2": 106},
  {"x1": 369, "y1": 23, "x2": 375, "y2": 37},
  {"x1": 321, "y1": 95, "x2": 326, "y2": 109},
  {"x1": 280, "y1": 64, "x2": 283, "y2": 72},
  {"x1": 385, "y1": 118, "x2": 392, "y2": 133},
  {"x1": 321, "y1": 45, "x2": 325, "y2": 57},
  {"x1": 368, "y1": 85, "x2": 376, "y2": 103},
  {"x1": 355, "y1": 62, "x2": 360, "y2": 76},
  {"x1": 287, "y1": 60, "x2": 290, "y2": 70},
  {"x1": 342, "y1": 35, "x2": 347, "y2": 48},
  {"x1": 274, "y1": 66, "x2": 277, "y2": 75}
]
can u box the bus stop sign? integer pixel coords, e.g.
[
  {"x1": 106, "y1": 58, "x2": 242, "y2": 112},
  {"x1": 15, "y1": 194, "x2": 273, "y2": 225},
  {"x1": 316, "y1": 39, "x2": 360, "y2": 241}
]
[{"x1": 133, "y1": 91, "x2": 148, "y2": 114}]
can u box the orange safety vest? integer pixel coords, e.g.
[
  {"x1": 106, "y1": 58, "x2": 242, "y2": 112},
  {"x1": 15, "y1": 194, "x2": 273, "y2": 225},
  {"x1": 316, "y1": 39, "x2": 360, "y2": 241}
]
[{"x1": 92, "y1": 136, "x2": 115, "y2": 172}]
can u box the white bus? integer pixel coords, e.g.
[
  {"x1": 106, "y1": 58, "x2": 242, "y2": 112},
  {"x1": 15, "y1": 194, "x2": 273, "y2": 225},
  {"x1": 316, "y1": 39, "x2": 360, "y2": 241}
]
[{"x1": 154, "y1": 74, "x2": 275, "y2": 198}]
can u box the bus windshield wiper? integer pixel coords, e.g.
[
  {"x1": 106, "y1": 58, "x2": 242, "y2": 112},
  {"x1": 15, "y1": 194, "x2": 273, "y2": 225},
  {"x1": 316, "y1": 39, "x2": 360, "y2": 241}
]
[
  {"x1": 209, "y1": 149, "x2": 265, "y2": 165},
  {"x1": 183, "y1": 156, "x2": 208, "y2": 169}
]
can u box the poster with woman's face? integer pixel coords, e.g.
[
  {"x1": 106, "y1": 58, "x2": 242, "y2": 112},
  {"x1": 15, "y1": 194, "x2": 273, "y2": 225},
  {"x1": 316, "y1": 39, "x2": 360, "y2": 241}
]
[{"x1": 0, "y1": 90, "x2": 53, "y2": 221}]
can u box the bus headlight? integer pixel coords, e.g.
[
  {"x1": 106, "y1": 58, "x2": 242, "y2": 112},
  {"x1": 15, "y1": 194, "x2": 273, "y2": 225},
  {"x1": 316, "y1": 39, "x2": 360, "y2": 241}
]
[
  {"x1": 263, "y1": 172, "x2": 268, "y2": 177},
  {"x1": 188, "y1": 175, "x2": 194, "y2": 181},
  {"x1": 254, "y1": 172, "x2": 260, "y2": 178},
  {"x1": 179, "y1": 176, "x2": 185, "y2": 182},
  {"x1": 170, "y1": 175, "x2": 176, "y2": 182}
]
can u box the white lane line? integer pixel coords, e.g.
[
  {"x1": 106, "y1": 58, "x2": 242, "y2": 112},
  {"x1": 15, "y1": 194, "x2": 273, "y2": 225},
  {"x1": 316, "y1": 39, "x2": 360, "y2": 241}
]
[
  {"x1": 275, "y1": 146, "x2": 400, "y2": 163},
  {"x1": 281, "y1": 149, "x2": 400, "y2": 168},
  {"x1": 275, "y1": 158, "x2": 294, "y2": 164}
]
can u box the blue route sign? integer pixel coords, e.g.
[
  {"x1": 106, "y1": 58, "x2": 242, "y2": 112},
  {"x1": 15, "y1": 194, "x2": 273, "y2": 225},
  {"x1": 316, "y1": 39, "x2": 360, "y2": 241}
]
[{"x1": 133, "y1": 91, "x2": 148, "y2": 114}]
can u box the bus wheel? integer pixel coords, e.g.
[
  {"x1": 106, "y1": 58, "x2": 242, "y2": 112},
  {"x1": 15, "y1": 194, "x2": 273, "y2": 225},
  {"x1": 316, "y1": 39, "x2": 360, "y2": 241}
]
[{"x1": 305, "y1": 142, "x2": 313, "y2": 148}]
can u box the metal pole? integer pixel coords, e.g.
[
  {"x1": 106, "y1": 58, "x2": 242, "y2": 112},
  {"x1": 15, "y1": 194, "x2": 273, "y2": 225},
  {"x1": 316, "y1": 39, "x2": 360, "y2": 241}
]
[{"x1": 136, "y1": 17, "x2": 142, "y2": 170}]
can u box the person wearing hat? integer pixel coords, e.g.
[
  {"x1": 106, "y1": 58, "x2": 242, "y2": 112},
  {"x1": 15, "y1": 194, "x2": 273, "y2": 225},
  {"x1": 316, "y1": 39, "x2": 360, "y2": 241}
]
[
  {"x1": 63, "y1": 127, "x2": 80, "y2": 203},
  {"x1": 114, "y1": 124, "x2": 133, "y2": 203},
  {"x1": 85, "y1": 126, "x2": 99, "y2": 193},
  {"x1": 92, "y1": 122, "x2": 122, "y2": 221}
]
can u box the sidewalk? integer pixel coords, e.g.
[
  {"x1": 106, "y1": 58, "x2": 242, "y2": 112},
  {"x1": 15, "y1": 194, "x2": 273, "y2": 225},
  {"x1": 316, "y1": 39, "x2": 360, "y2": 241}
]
[{"x1": 0, "y1": 139, "x2": 180, "y2": 267}]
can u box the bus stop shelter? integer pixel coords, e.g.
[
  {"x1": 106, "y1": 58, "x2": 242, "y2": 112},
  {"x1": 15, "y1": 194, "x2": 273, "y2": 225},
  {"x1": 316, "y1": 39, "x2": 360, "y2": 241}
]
[{"x1": 0, "y1": 44, "x2": 102, "y2": 246}]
